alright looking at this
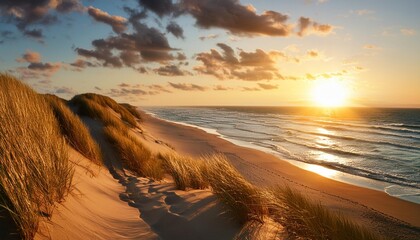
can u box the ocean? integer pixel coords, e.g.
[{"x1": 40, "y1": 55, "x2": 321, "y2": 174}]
[{"x1": 144, "y1": 106, "x2": 420, "y2": 203}]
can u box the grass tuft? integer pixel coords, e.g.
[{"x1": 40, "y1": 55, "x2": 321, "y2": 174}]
[
  {"x1": 44, "y1": 94, "x2": 102, "y2": 165},
  {"x1": 103, "y1": 125, "x2": 163, "y2": 179},
  {"x1": 158, "y1": 153, "x2": 208, "y2": 190},
  {"x1": 0, "y1": 74, "x2": 73, "y2": 239},
  {"x1": 269, "y1": 186, "x2": 381, "y2": 240},
  {"x1": 202, "y1": 154, "x2": 268, "y2": 224}
]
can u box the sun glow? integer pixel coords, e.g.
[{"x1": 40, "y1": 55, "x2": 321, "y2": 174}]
[{"x1": 312, "y1": 79, "x2": 349, "y2": 107}]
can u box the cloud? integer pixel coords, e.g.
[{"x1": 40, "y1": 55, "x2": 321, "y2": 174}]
[
  {"x1": 194, "y1": 43, "x2": 284, "y2": 81},
  {"x1": 16, "y1": 50, "x2": 41, "y2": 63},
  {"x1": 13, "y1": 50, "x2": 61, "y2": 79},
  {"x1": 199, "y1": 34, "x2": 219, "y2": 41},
  {"x1": 213, "y1": 85, "x2": 232, "y2": 91},
  {"x1": 154, "y1": 65, "x2": 189, "y2": 76},
  {"x1": 297, "y1": 17, "x2": 333, "y2": 36},
  {"x1": 180, "y1": 0, "x2": 292, "y2": 36},
  {"x1": 76, "y1": 9, "x2": 185, "y2": 72},
  {"x1": 138, "y1": 0, "x2": 176, "y2": 17},
  {"x1": 306, "y1": 50, "x2": 319, "y2": 58},
  {"x1": 23, "y1": 29, "x2": 44, "y2": 40},
  {"x1": 70, "y1": 59, "x2": 97, "y2": 70},
  {"x1": 0, "y1": 0, "x2": 83, "y2": 38},
  {"x1": 258, "y1": 83, "x2": 278, "y2": 90},
  {"x1": 54, "y1": 86, "x2": 77, "y2": 95},
  {"x1": 106, "y1": 82, "x2": 172, "y2": 98},
  {"x1": 166, "y1": 21, "x2": 184, "y2": 39},
  {"x1": 400, "y1": 28, "x2": 416, "y2": 36},
  {"x1": 242, "y1": 87, "x2": 260, "y2": 91},
  {"x1": 87, "y1": 7, "x2": 127, "y2": 33},
  {"x1": 28, "y1": 62, "x2": 61, "y2": 72},
  {"x1": 169, "y1": 82, "x2": 208, "y2": 91}
]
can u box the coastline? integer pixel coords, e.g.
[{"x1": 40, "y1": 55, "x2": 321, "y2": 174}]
[{"x1": 139, "y1": 109, "x2": 420, "y2": 236}]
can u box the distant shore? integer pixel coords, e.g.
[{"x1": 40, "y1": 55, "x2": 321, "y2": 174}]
[{"x1": 139, "y1": 109, "x2": 420, "y2": 237}]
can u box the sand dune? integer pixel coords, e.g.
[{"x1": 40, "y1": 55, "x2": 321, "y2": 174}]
[{"x1": 35, "y1": 122, "x2": 280, "y2": 239}]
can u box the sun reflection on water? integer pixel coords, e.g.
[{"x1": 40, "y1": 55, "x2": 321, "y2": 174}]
[{"x1": 305, "y1": 165, "x2": 337, "y2": 178}]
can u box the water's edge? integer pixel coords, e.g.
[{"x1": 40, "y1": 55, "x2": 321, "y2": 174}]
[{"x1": 144, "y1": 109, "x2": 420, "y2": 204}]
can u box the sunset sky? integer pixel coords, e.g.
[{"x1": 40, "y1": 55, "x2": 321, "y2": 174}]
[{"x1": 1, "y1": 0, "x2": 419, "y2": 107}]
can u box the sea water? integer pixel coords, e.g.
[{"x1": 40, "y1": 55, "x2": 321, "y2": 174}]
[{"x1": 144, "y1": 106, "x2": 420, "y2": 203}]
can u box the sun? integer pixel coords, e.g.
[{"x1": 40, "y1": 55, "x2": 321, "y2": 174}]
[{"x1": 311, "y1": 79, "x2": 349, "y2": 107}]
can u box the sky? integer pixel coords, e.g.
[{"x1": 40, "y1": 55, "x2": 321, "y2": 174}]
[{"x1": 0, "y1": 0, "x2": 419, "y2": 107}]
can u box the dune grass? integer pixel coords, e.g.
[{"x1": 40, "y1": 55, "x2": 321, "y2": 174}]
[
  {"x1": 269, "y1": 186, "x2": 381, "y2": 240},
  {"x1": 104, "y1": 125, "x2": 164, "y2": 179},
  {"x1": 0, "y1": 74, "x2": 73, "y2": 239},
  {"x1": 71, "y1": 95, "x2": 128, "y2": 132},
  {"x1": 121, "y1": 103, "x2": 142, "y2": 121},
  {"x1": 159, "y1": 153, "x2": 266, "y2": 223},
  {"x1": 202, "y1": 154, "x2": 268, "y2": 224},
  {"x1": 44, "y1": 94, "x2": 102, "y2": 165},
  {"x1": 71, "y1": 93, "x2": 138, "y2": 127},
  {"x1": 159, "y1": 153, "x2": 208, "y2": 190}
]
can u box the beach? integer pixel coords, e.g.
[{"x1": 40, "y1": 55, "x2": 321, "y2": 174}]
[{"x1": 139, "y1": 110, "x2": 420, "y2": 238}]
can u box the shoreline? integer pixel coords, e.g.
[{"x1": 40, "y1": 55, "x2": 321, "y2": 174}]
[
  {"x1": 145, "y1": 108, "x2": 420, "y2": 204},
  {"x1": 139, "y1": 109, "x2": 420, "y2": 233}
]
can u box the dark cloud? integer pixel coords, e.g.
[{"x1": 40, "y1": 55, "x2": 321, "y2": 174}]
[
  {"x1": 194, "y1": 43, "x2": 283, "y2": 81},
  {"x1": 199, "y1": 34, "x2": 219, "y2": 41},
  {"x1": 166, "y1": 21, "x2": 184, "y2": 39},
  {"x1": 297, "y1": 17, "x2": 333, "y2": 36},
  {"x1": 258, "y1": 83, "x2": 278, "y2": 90},
  {"x1": 16, "y1": 50, "x2": 41, "y2": 63},
  {"x1": 28, "y1": 62, "x2": 61, "y2": 72},
  {"x1": 155, "y1": 65, "x2": 188, "y2": 76},
  {"x1": 23, "y1": 29, "x2": 44, "y2": 40},
  {"x1": 70, "y1": 59, "x2": 97, "y2": 70},
  {"x1": 75, "y1": 10, "x2": 180, "y2": 71},
  {"x1": 181, "y1": 0, "x2": 291, "y2": 36},
  {"x1": 169, "y1": 82, "x2": 207, "y2": 91},
  {"x1": 54, "y1": 86, "x2": 77, "y2": 95},
  {"x1": 138, "y1": 0, "x2": 176, "y2": 17},
  {"x1": 0, "y1": 0, "x2": 83, "y2": 38},
  {"x1": 56, "y1": 0, "x2": 84, "y2": 13},
  {"x1": 76, "y1": 47, "x2": 123, "y2": 68},
  {"x1": 87, "y1": 6, "x2": 127, "y2": 33},
  {"x1": 13, "y1": 50, "x2": 61, "y2": 79}
]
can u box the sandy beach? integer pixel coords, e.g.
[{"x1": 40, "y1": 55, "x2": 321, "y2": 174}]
[{"x1": 139, "y1": 110, "x2": 420, "y2": 239}]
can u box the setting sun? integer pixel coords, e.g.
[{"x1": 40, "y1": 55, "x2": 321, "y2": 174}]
[{"x1": 312, "y1": 80, "x2": 349, "y2": 107}]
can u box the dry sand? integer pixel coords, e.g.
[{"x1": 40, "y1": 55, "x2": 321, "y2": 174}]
[
  {"x1": 35, "y1": 117, "x2": 281, "y2": 239},
  {"x1": 139, "y1": 110, "x2": 420, "y2": 239}
]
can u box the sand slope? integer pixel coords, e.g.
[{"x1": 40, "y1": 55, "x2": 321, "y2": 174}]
[{"x1": 34, "y1": 116, "x2": 282, "y2": 239}]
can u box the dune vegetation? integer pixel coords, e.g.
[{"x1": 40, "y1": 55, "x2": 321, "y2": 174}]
[
  {"x1": 43, "y1": 94, "x2": 102, "y2": 165},
  {"x1": 0, "y1": 74, "x2": 380, "y2": 240},
  {"x1": 0, "y1": 74, "x2": 73, "y2": 239},
  {"x1": 269, "y1": 186, "x2": 381, "y2": 240}
]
